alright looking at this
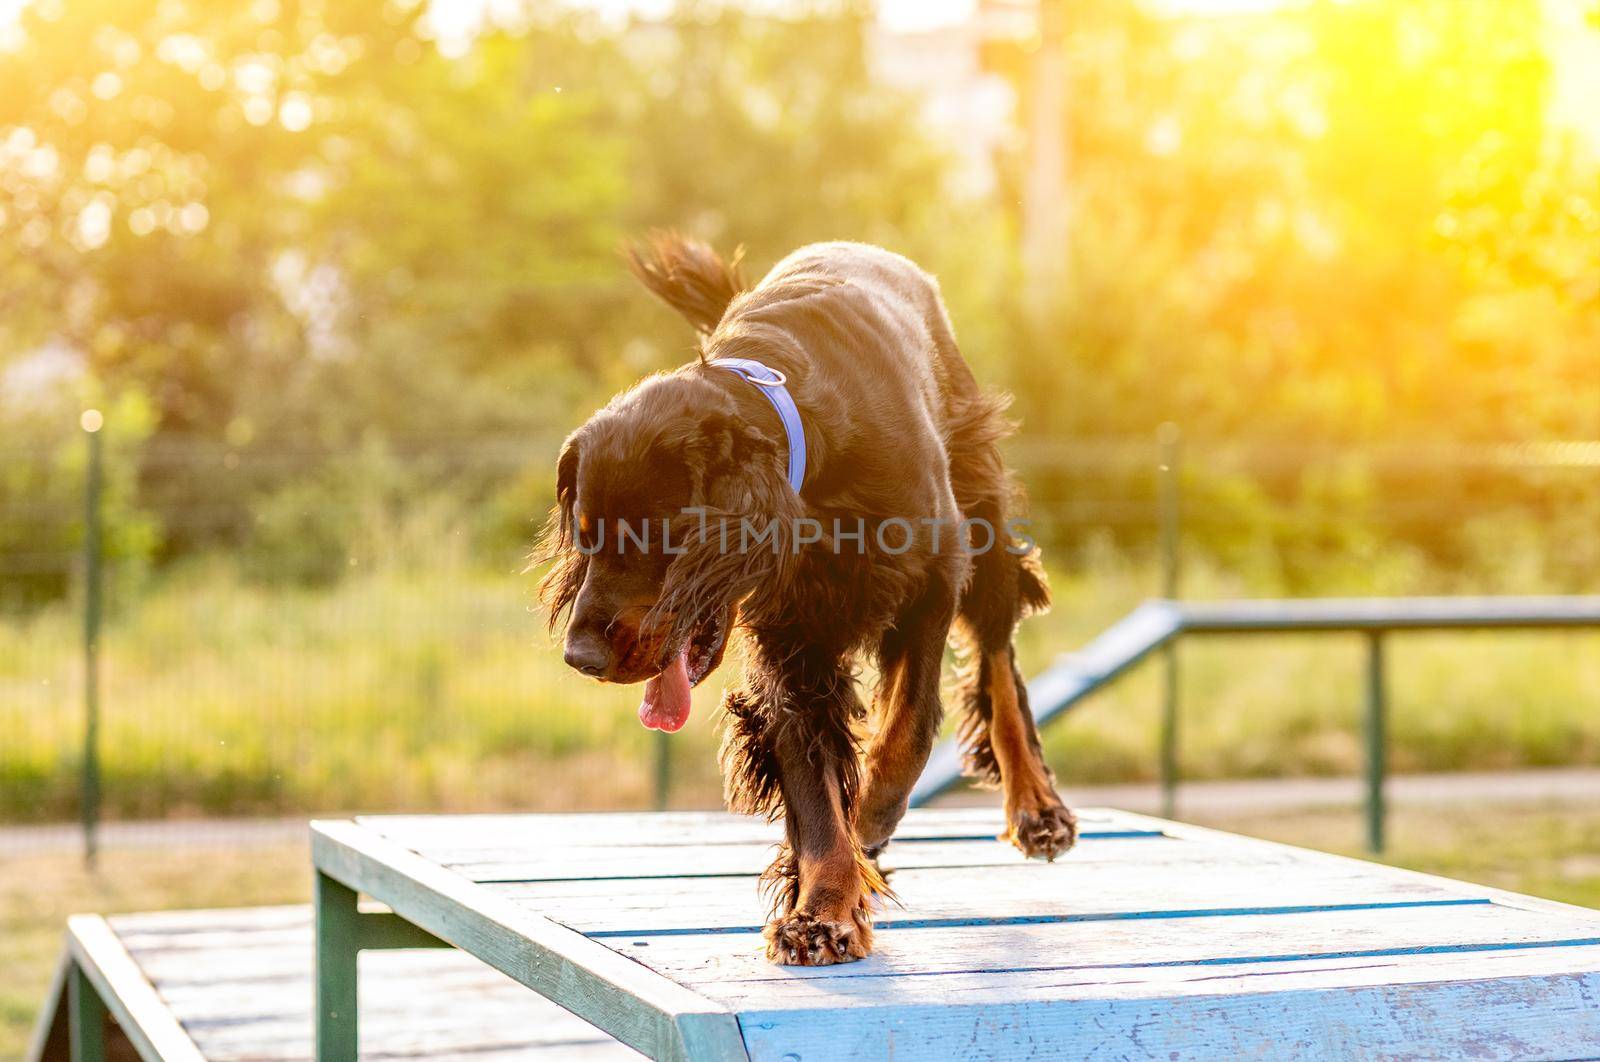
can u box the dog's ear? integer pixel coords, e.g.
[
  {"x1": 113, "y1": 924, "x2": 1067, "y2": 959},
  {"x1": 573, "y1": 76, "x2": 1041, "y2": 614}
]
[
  {"x1": 533, "y1": 432, "x2": 587, "y2": 632},
  {"x1": 644, "y1": 407, "x2": 804, "y2": 652},
  {"x1": 554, "y1": 433, "x2": 580, "y2": 525},
  {"x1": 681, "y1": 410, "x2": 785, "y2": 509}
]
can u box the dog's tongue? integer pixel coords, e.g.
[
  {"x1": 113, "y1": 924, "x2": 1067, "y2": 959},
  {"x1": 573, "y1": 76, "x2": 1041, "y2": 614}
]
[{"x1": 638, "y1": 651, "x2": 692, "y2": 733}]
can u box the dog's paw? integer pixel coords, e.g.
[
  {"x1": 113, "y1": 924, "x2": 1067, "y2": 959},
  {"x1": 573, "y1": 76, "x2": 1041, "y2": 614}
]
[
  {"x1": 1004, "y1": 796, "x2": 1078, "y2": 861},
  {"x1": 764, "y1": 910, "x2": 871, "y2": 966}
]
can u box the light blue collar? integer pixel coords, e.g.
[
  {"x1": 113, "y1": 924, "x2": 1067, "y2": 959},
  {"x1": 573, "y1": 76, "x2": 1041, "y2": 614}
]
[{"x1": 710, "y1": 357, "x2": 806, "y2": 493}]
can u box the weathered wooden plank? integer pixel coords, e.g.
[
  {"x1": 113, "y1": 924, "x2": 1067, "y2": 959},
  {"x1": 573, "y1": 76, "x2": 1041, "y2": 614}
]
[
  {"x1": 178, "y1": 979, "x2": 633, "y2": 1059},
  {"x1": 591, "y1": 902, "x2": 1600, "y2": 1003},
  {"x1": 312, "y1": 820, "x2": 750, "y2": 1062},
  {"x1": 130, "y1": 943, "x2": 640, "y2": 1013},
  {"x1": 101, "y1": 907, "x2": 642, "y2": 1061},
  {"x1": 651, "y1": 942, "x2": 1600, "y2": 1009},
  {"x1": 587, "y1": 897, "x2": 1491, "y2": 941},
  {"x1": 415, "y1": 827, "x2": 1161, "y2": 869},
  {"x1": 109, "y1": 904, "x2": 311, "y2": 935},
  {"x1": 181, "y1": 1000, "x2": 631, "y2": 1055},
  {"x1": 359, "y1": 807, "x2": 1138, "y2": 855},
  {"x1": 1118, "y1": 808, "x2": 1600, "y2": 923},
  {"x1": 112, "y1": 905, "x2": 438, "y2": 958},
  {"x1": 446, "y1": 834, "x2": 1194, "y2": 884},
  {"x1": 329, "y1": 808, "x2": 1600, "y2": 1060},
  {"x1": 487, "y1": 860, "x2": 1466, "y2": 937},
  {"x1": 65, "y1": 914, "x2": 208, "y2": 1062},
  {"x1": 732, "y1": 969, "x2": 1600, "y2": 1062}
]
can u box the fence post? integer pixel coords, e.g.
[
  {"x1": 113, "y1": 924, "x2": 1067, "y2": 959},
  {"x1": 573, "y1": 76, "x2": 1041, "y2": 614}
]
[
  {"x1": 81, "y1": 410, "x2": 105, "y2": 867},
  {"x1": 1157, "y1": 422, "x2": 1182, "y2": 819},
  {"x1": 78, "y1": 409, "x2": 105, "y2": 870},
  {"x1": 1364, "y1": 630, "x2": 1387, "y2": 854}
]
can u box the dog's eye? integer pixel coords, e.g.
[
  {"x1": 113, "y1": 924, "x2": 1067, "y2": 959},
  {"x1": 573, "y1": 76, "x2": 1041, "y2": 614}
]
[{"x1": 576, "y1": 512, "x2": 599, "y2": 549}]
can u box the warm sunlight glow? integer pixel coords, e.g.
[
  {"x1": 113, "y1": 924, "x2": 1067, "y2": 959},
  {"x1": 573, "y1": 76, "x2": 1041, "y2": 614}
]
[{"x1": 2, "y1": 0, "x2": 1599, "y2": 993}]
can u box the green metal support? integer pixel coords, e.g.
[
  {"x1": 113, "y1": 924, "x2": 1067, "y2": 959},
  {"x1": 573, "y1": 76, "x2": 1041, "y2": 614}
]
[
  {"x1": 1364, "y1": 631, "x2": 1387, "y2": 854},
  {"x1": 68, "y1": 963, "x2": 106, "y2": 1062},
  {"x1": 315, "y1": 870, "x2": 449, "y2": 1062},
  {"x1": 1160, "y1": 644, "x2": 1180, "y2": 820},
  {"x1": 81, "y1": 413, "x2": 104, "y2": 868},
  {"x1": 1157, "y1": 422, "x2": 1182, "y2": 819},
  {"x1": 316, "y1": 872, "x2": 360, "y2": 1062}
]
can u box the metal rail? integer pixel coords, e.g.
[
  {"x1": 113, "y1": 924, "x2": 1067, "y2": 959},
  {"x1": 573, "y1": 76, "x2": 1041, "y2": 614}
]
[{"x1": 909, "y1": 595, "x2": 1600, "y2": 851}]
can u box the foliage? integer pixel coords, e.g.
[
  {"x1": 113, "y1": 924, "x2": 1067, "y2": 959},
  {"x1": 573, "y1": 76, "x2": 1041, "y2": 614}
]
[
  {"x1": 0, "y1": 380, "x2": 157, "y2": 608},
  {"x1": 1, "y1": 0, "x2": 1597, "y2": 586}
]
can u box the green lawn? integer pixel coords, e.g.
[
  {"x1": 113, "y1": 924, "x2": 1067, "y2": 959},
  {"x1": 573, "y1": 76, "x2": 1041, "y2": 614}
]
[
  {"x1": 3, "y1": 800, "x2": 1598, "y2": 1060},
  {"x1": 2, "y1": 557, "x2": 1597, "y2": 821}
]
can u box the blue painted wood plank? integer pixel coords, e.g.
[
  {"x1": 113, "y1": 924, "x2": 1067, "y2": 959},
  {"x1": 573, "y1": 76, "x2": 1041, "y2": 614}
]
[
  {"x1": 597, "y1": 903, "x2": 1600, "y2": 997},
  {"x1": 326, "y1": 808, "x2": 1600, "y2": 1060},
  {"x1": 362, "y1": 808, "x2": 1145, "y2": 857},
  {"x1": 732, "y1": 970, "x2": 1600, "y2": 1061},
  {"x1": 584, "y1": 899, "x2": 1491, "y2": 938},
  {"x1": 488, "y1": 853, "x2": 1471, "y2": 937},
  {"x1": 636, "y1": 941, "x2": 1600, "y2": 1008},
  {"x1": 445, "y1": 833, "x2": 1173, "y2": 885}
]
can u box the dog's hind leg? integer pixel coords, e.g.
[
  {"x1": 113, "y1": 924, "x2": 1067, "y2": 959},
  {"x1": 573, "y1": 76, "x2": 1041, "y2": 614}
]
[
  {"x1": 723, "y1": 647, "x2": 886, "y2": 966},
  {"x1": 948, "y1": 409, "x2": 1077, "y2": 860},
  {"x1": 857, "y1": 564, "x2": 960, "y2": 856},
  {"x1": 952, "y1": 626, "x2": 1077, "y2": 860}
]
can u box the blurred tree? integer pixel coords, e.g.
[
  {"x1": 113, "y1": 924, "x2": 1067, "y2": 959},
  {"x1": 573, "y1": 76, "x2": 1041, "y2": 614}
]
[
  {"x1": 0, "y1": 0, "x2": 970, "y2": 569},
  {"x1": 999, "y1": 0, "x2": 1580, "y2": 441},
  {"x1": 1, "y1": 0, "x2": 1596, "y2": 586}
]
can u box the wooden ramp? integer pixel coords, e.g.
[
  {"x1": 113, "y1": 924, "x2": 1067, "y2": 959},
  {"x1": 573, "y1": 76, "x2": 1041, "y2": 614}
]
[
  {"x1": 309, "y1": 808, "x2": 1600, "y2": 1061},
  {"x1": 29, "y1": 907, "x2": 639, "y2": 1061}
]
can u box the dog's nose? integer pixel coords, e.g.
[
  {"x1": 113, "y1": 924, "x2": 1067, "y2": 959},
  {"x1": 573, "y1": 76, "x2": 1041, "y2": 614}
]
[{"x1": 563, "y1": 631, "x2": 613, "y2": 677}]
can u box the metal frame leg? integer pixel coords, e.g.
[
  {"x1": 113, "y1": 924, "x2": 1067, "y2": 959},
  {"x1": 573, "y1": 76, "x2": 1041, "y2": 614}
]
[
  {"x1": 1364, "y1": 631, "x2": 1388, "y2": 854},
  {"x1": 315, "y1": 869, "x2": 448, "y2": 1061},
  {"x1": 316, "y1": 872, "x2": 361, "y2": 1062},
  {"x1": 1159, "y1": 641, "x2": 1180, "y2": 819},
  {"x1": 69, "y1": 964, "x2": 106, "y2": 1062}
]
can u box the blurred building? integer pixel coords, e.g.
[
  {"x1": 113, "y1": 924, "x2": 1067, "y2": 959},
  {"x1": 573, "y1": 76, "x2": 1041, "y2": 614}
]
[
  {"x1": 866, "y1": 2, "x2": 1032, "y2": 199},
  {"x1": 1545, "y1": 0, "x2": 1600, "y2": 148}
]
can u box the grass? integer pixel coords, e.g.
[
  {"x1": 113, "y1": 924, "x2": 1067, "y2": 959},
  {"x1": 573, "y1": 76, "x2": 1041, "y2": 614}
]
[
  {"x1": 0, "y1": 843, "x2": 309, "y2": 1062},
  {"x1": 2, "y1": 799, "x2": 1598, "y2": 1060},
  {"x1": 2, "y1": 552, "x2": 1598, "y2": 821}
]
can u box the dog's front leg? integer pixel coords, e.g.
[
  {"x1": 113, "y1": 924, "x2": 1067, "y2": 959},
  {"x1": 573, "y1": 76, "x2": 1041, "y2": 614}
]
[
  {"x1": 764, "y1": 749, "x2": 883, "y2": 965},
  {"x1": 726, "y1": 653, "x2": 886, "y2": 966}
]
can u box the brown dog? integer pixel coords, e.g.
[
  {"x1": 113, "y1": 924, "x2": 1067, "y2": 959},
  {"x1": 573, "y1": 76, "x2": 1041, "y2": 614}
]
[{"x1": 536, "y1": 235, "x2": 1076, "y2": 965}]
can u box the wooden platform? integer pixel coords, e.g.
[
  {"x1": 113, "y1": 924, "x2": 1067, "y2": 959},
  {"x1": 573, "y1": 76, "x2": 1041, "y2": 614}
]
[{"x1": 311, "y1": 807, "x2": 1600, "y2": 1060}]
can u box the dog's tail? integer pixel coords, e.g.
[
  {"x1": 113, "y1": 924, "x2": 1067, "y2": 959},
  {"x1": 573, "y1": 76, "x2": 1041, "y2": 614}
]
[{"x1": 625, "y1": 231, "x2": 746, "y2": 335}]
